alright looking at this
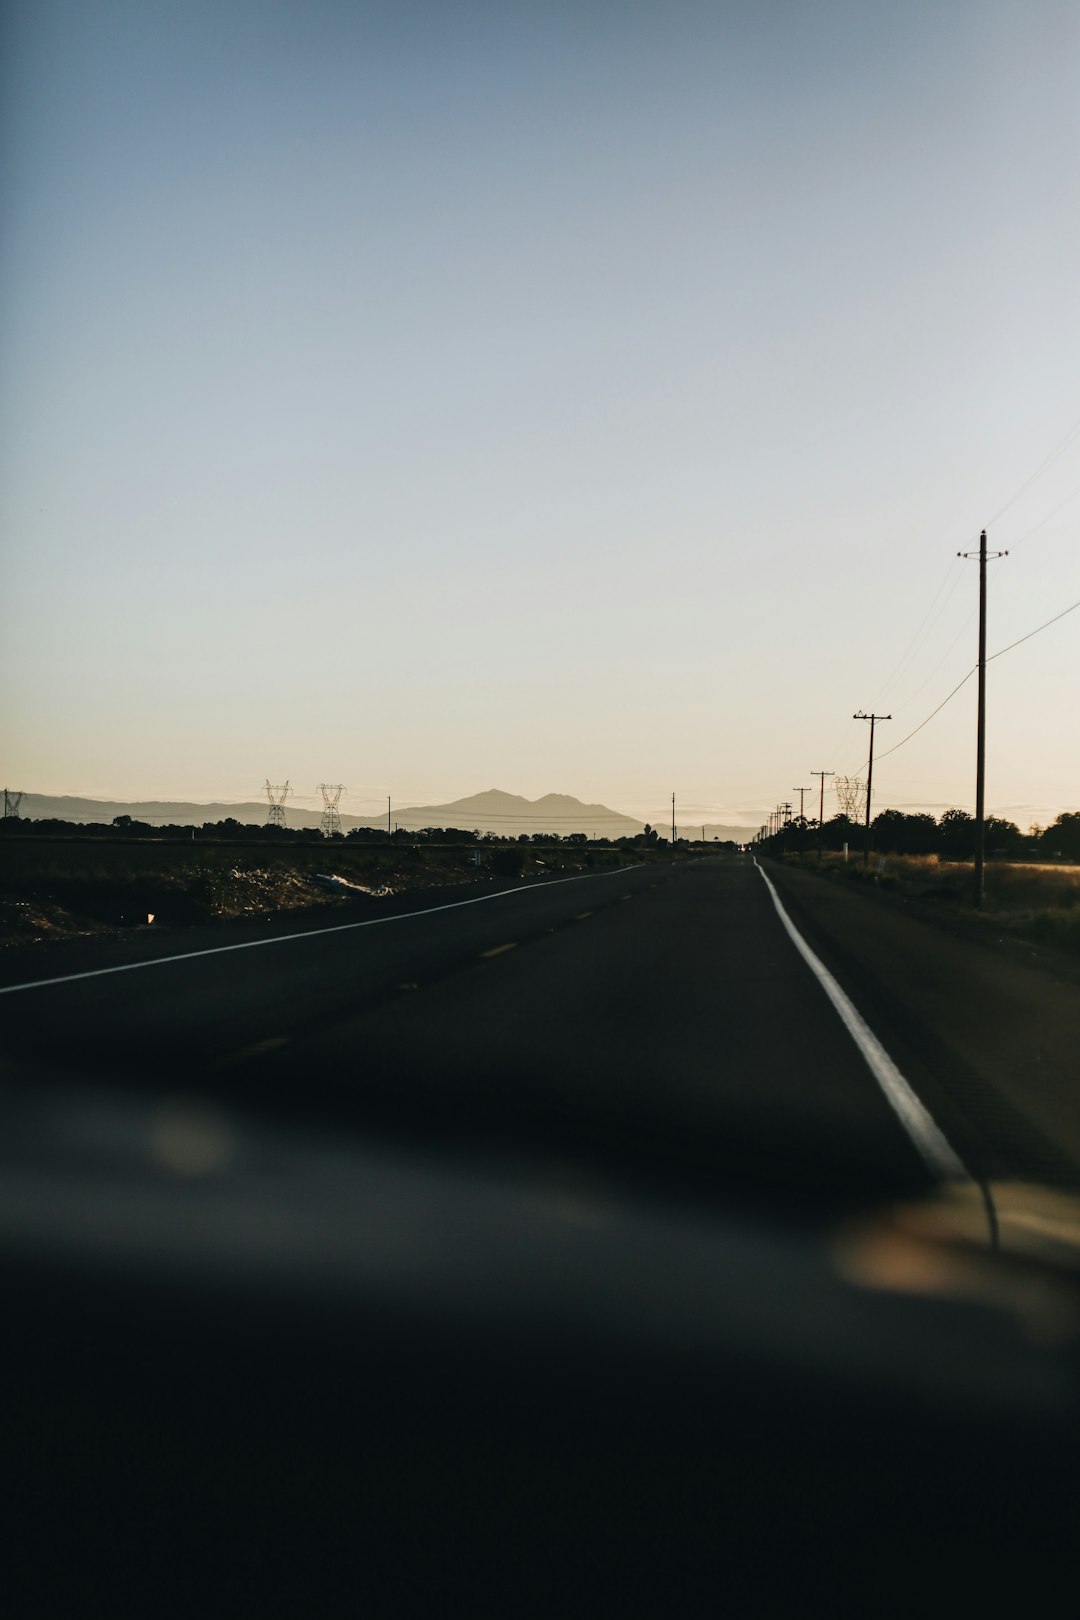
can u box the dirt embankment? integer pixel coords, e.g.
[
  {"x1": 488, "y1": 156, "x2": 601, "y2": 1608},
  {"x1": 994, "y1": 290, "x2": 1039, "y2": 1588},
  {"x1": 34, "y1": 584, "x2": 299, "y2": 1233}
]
[
  {"x1": 0, "y1": 867, "x2": 356, "y2": 946},
  {"x1": 0, "y1": 839, "x2": 640, "y2": 949}
]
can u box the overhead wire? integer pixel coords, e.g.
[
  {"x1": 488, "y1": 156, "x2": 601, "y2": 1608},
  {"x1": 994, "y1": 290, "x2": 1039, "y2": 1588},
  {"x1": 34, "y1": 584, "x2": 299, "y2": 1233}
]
[
  {"x1": 285, "y1": 794, "x2": 631, "y2": 822},
  {"x1": 872, "y1": 555, "x2": 965, "y2": 707},
  {"x1": 893, "y1": 602, "x2": 978, "y2": 711},
  {"x1": 986, "y1": 408, "x2": 1080, "y2": 525},
  {"x1": 843, "y1": 549, "x2": 972, "y2": 779},
  {"x1": 886, "y1": 554, "x2": 995, "y2": 724},
  {"x1": 818, "y1": 415, "x2": 1080, "y2": 808},
  {"x1": 873, "y1": 592, "x2": 1079, "y2": 764},
  {"x1": 873, "y1": 667, "x2": 976, "y2": 762},
  {"x1": 986, "y1": 596, "x2": 1080, "y2": 662},
  {"x1": 841, "y1": 544, "x2": 990, "y2": 775},
  {"x1": 1003, "y1": 479, "x2": 1080, "y2": 544}
]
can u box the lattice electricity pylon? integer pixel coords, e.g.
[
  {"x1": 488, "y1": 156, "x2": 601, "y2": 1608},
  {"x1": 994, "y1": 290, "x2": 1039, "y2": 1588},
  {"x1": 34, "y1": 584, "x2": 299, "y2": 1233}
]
[
  {"x1": 265, "y1": 779, "x2": 292, "y2": 828},
  {"x1": 3, "y1": 789, "x2": 23, "y2": 819},
  {"x1": 834, "y1": 776, "x2": 866, "y2": 821},
  {"x1": 317, "y1": 783, "x2": 345, "y2": 837}
]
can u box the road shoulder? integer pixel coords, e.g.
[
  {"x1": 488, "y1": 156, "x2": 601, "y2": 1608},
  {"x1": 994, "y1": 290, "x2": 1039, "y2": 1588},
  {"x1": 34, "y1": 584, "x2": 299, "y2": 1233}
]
[{"x1": 761, "y1": 859, "x2": 1080, "y2": 1186}]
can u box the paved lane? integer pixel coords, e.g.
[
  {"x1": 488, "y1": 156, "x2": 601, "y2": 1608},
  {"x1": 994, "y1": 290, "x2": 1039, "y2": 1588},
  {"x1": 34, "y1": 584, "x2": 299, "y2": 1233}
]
[
  {"x1": 253, "y1": 854, "x2": 935, "y2": 1204},
  {"x1": 7, "y1": 856, "x2": 1078, "y2": 1617},
  {"x1": 1, "y1": 855, "x2": 940, "y2": 1209},
  {"x1": 0, "y1": 862, "x2": 649, "y2": 1068}
]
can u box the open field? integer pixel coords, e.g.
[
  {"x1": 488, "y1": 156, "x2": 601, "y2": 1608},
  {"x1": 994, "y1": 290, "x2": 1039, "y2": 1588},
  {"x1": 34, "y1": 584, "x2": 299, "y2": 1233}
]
[
  {"x1": 0, "y1": 835, "x2": 658, "y2": 947},
  {"x1": 782, "y1": 850, "x2": 1080, "y2": 954}
]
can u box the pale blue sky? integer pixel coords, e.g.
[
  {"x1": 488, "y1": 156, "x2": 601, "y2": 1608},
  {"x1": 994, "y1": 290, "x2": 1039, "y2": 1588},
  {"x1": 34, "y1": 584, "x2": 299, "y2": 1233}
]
[{"x1": 2, "y1": 0, "x2": 1078, "y2": 827}]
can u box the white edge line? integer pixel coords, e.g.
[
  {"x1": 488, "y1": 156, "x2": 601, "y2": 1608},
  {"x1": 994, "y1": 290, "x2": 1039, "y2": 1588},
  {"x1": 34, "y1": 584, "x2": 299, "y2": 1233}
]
[
  {"x1": 0, "y1": 864, "x2": 638, "y2": 997},
  {"x1": 754, "y1": 860, "x2": 969, "y2": 1182}
]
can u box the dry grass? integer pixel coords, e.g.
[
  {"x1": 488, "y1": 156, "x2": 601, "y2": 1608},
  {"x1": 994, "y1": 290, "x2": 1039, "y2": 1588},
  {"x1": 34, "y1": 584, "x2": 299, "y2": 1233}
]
[{"x1": 791, "y1": 851, "x2": 1080, "y2": 953}]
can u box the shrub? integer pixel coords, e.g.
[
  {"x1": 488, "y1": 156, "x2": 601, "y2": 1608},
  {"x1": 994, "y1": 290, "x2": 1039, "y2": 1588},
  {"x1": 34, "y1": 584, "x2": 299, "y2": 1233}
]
[{"x1": 489, "y1": 849, "x2": 525, "y2": 877}]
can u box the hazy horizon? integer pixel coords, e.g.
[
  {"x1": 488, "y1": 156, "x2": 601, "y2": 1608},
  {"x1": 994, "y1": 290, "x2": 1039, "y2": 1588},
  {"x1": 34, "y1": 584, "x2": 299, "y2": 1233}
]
[
  {"x1": 3, "y1": 1, "x2": 1077, "y2": 831},
  {"x1": 7, "y1": 781, "x2": 1074, "y2": 837}
]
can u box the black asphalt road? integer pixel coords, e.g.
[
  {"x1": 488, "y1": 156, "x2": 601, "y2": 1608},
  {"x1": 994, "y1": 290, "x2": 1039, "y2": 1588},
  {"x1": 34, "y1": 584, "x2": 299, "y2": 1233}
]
[
  {"x1": 1, "y1": 854, "x2": 943, "y2": 1210},
  {"x1": 7, "y1": 853, "x2": 1080, "y2": 1615}
]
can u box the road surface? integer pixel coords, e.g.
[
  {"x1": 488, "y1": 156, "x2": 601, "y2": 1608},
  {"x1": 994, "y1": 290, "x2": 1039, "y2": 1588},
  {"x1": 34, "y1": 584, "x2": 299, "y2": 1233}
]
[
  {"x1": 6, "y1": 851, "x2": 1080, "y2": 1614},
  {"x1": 3, "y1": 852, "x2": 1074, "y2": 1209}
]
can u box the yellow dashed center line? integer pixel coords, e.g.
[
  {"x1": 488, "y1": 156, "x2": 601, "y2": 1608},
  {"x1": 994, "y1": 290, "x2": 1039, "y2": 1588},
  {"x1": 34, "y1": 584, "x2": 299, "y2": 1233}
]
[
  {"x1": 575, "y1": 911, "x2": 593, "y2": 920},
  {"x1": 480, "y1": 942, "x2": 518, "y2": 958}
]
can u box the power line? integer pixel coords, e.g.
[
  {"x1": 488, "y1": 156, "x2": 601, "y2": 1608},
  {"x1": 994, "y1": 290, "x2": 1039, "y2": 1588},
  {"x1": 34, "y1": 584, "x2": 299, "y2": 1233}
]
[
  {"x1": 840, "y1": 555, "x2": 979, "y2": 776},
  {"x1": 873, "y1": 556, "x2": 965, "y2": 706},
  {"x1": 987, "y1": 596, "x2": 1080, "y2": 663},
  {"x1": 370, "y1": 811, "x2": 637, "y2": 824},
  {"x1": 1005, "y1": 479, "x2": 1080, "y2": 544},
  {"x1": 838, "y1": 566, "x2": 967, "y2": 769},
  {"x1": 857, "y1": 438, "x2": 1074, "y2": 742},
  {"x1": 872, "y1": 592, "x2": 1079, "y2": 764},
  {"x1": 294, "y1": 806, "x2": 642, "y2": 823},
  {"x1": 0, "y1": 789, "x2": 669, "y2": 830},
  {"x1": 874, "y1": 668, "x2": 976, "y2": 761},
  {"x1": 986, "y1": 408, "x2": 1080, "y2": 525},
  {"x1": 894, "y1": 601, "x2": 978, "y2": 712}
]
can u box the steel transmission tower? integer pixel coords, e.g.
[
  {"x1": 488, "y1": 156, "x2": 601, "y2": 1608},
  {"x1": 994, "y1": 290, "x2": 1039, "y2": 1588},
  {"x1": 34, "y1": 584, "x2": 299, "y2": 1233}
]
[
  {"x1": 264, "y1": 780, "x2": 292, "y2": 828},
  {"x1": 3, "y1": 789, "x2": 23, "y2": 819},
  {"x1": 318, "y1": 783, "x2": 345, "y2": 838},
  {"x1": 834, "y1": 776, "x2": 866, "y2": 822}
]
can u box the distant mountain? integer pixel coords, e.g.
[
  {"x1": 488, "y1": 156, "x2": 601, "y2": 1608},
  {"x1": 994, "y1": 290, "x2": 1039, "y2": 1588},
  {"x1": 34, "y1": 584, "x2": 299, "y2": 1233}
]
[
  {"x1": 370, "y1": 790, "x2": 753, "y2": 841},
  {"x1": 9, "y1": 789, "x2": 753, "y2": 842},
  {"x1": 361, "y1": 789, "x2": 643, "y2": 839},
  {"x1": 10, "y1": 793, "x2": 329, "y2": 830}
]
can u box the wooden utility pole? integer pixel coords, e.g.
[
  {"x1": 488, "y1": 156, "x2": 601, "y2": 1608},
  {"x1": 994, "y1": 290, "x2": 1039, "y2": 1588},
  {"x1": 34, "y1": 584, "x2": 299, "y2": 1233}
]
[
  {"x1": 958, "y1": 529, "x2": 1007, "y2": 907},
  {"x1": 853, "y1": 714, "x2": 890, "y2": 866},
  {"x1": 811, "y1": 771, "x2": 834, "y2": 857}
]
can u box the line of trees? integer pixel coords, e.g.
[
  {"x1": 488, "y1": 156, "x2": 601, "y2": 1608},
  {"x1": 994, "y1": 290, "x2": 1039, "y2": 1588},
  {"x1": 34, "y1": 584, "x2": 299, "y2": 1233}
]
[
  {"x1": 762, "y1": 809, "x2": 1080, "y2": 862},
  {"x1": 0, "y1": 814, "x2": 737, "y2": 853},
  {"x1": 0, "y1": 815, "x2": 319, "y2": 841}
]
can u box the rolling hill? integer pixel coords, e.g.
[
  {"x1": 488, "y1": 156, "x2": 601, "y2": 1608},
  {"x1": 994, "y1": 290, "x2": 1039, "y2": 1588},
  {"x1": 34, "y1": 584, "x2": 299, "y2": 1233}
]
[{"x1": 8, "y1": 789, "x2": 751, "y2": 841}]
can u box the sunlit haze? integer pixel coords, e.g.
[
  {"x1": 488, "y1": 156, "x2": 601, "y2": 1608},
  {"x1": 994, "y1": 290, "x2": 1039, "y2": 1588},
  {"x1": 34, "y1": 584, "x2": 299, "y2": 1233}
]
[{"x1": 2, "y1": 0, "x2": 1077, "y2": 831}]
